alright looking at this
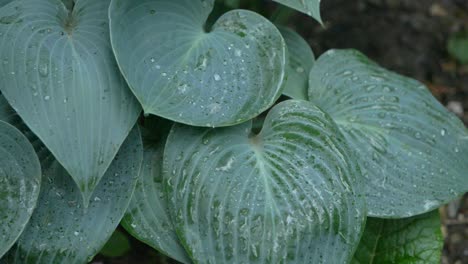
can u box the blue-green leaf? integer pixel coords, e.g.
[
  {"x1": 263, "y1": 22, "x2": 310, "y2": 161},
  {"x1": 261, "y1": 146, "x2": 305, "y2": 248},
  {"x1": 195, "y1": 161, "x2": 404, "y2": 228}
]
[
  {"x1": 0, "y1": 0, "x2": 141, "y2": 204},
  {"x1": 279, "y1": 26, "x2": 314, "y2": 100},
  {"x1": 308, "y1": 49, "x2": 468, "y2": 217},
  {"x1": 2, "y1": 127, "x2": 143, "y2": 264},
  {"x1": 0, "y1": 121, "x2": 41, "y2": 258},
  {"x1": 164, "y1": 100, "x2": 366, "y2": 263},
  {"x1": 109, "y1": 0, "x2": 286, "y2": 127},
  {"x1": 352, "y1": 211, "x2": 443, "y2": 264},
  {"x1": 121, "y1": 117, "x2": 191, "y2": 264},
  {"x1": 273, "y1": 0, "x2": 322, "y2": 23}
]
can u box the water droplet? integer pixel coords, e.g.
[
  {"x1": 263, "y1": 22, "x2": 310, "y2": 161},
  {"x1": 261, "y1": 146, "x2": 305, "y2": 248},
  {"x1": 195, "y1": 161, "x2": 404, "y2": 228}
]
[
  {"x1": 234, "y1": 49, "x2": 242, "y2": 57},
  {"x1": 74, "y1": 231, "x2": 79, "y2": 236},
  {"x1": 150, "y1": 58, "x2": 155, "y2": 63},
  {"x1": 454, "y1": 147, "x2": 459, "y2": 153},
  {"x1": 440, "y1": 129, "x2": 446, "y2": 136},
  {"x1": 214, "y1": 74, "x2": 221, "y2": 81},
  {"x1": 44, "y1": 95, "x2": 50, "y2": 101},
  {"x1": 38, "y1": 63, "x2": 48, "y2": 77},
  {"x1": 296, "y1": 67, "x2": 304, "y2": 73}
]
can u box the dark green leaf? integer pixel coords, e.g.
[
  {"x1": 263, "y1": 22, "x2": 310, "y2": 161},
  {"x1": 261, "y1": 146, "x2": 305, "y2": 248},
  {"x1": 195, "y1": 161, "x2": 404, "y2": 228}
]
[
  {"x1": 448, "y1": 31, "x2": 468, "y2": 64},
  {"x1": 352, "y1": 211, "x2": 443, "y2": 264},
  {"x1": 99, "y1": 229, "x2": 131, "y2": 258}
]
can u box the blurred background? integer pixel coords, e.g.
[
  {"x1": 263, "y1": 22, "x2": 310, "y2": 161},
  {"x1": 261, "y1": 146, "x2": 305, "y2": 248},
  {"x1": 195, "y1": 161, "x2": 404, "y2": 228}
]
[{"x1": 92, "y1": 0, "x2": 468, "y2": 263}]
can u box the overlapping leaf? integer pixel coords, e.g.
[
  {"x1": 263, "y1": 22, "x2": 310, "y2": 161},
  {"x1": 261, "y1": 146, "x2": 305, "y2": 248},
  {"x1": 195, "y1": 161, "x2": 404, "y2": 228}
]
[
  {"x1": 109, "y1": 0, "x2": 286, "y2": 127},
  {"x1": 164, "y1": 100, "x2": 366, "y2": 263},
  {"x1": 353, "y1": 211, "x2": 443, "y2": 264},
  {"x1": 308, "y1": 49, "x2": 468, "y2": 217},
  {"x1": 0, "y1": 121, "x2": 41, "y2": 258},
  {"x1": 273, "y1": 0, "x2": 322, "y2": 23},
  {"x1": 0, "y1": 0, "x2": 141, "y2": 204},
  {"x1": 2, "y1": 127, "x2": 143, "y2": 264},
  {"x1": 279, "y1": 26, "x2": 314, "y2": 100},
  {"x1": 121, "y1": 118, "x2": 191, "y2": 264}
]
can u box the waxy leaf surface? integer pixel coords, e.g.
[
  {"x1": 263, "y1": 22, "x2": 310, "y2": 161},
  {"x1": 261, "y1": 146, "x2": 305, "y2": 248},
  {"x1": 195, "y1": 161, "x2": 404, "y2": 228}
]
[
  {"x1": 164, "y1": 100, "x2": 366, "y2": 263},
  {"x1": 0, "y1": 121, "x2": 40, "y2": 258},
  {"x1": 0, "y1": 0, "x2": 141, "y2": 203},
  {"x1": 122, "y1": 118, "x2": 191, "y2": 264},
  {"x1": 309, "y1": 49, "x2": 468, "y2": 217},
  {"x1": 2, "y1": 127, "x2": 142, "y2": 264},
  {"x1": 110, "y1": 0, "x2": 286, "y2": 127}
]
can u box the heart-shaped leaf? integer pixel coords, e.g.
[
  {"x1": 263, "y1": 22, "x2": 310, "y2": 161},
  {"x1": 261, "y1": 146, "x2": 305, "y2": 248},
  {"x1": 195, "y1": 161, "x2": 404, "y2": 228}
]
[
  {"x1": 0, "y1": 0, "x2": 141, "y2": 204},
  {"x1": 109, "y1": 0, "x2": 286, "y2": 127},
  {"x1": 2, "y1": 127, "x2": 143, "y2": 264},
  {"x1": 121, "y1": 117, "x2": 191, "y2": 264},
  {"x1": 0, "y1": 121, "x2": 41, "y2": 258},
  {"x1": 164, "y1": 100, "x2": 366, "y2": 263},
  {"x1": 279, "y1": 26, "x2": 314, "y2": 100},
  {"x1": 352, "y1": 210, "x2": 443, "y2": 264},
  {"x1": 308, "y1": 49, "x2": 468, "y2": 217},
  {"x1": 273, "y1": 0, "x2": 322, "y2": 23}
]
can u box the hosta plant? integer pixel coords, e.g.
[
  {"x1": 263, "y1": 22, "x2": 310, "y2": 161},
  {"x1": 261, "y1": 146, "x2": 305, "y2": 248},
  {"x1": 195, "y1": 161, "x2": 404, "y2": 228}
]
[{"x1": 0, "y1": 0, "x2": 466, "y2": 263}]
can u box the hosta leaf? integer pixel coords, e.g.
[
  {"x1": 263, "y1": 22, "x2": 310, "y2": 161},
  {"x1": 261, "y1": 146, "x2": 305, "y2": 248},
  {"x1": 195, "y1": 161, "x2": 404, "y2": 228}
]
[
  {"x1": 0, "y1": 121, "x2": 41, "y2": 258},
  {"x1": 352, "y1": 211, "x2": 443, "y2": 264},
  {"x1": 308, "y1": 49, "x2": 468, "y2": 217},
  {"x1": 279, "y1": 26, "x2": 314, "y2": 100},
  {"x1": 0, "y1": 0, "x2": 141, "y2": 204},
  {"x1": 273, "y1": 0, "x2": 322, "y2": 23},
  {"x1": 109, "y1": 0, "x2": 286, "y2": 127},
  {"x1": 164, "y1": 100, "x2": 366, "y2": 263},
  {"x1": 121, "y1": 117, "x2": 191, "y2": 264},
  {"x1": 2, "y1": 127, "x2": 143, "y2": 264}
]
